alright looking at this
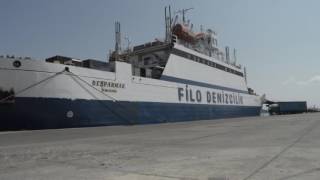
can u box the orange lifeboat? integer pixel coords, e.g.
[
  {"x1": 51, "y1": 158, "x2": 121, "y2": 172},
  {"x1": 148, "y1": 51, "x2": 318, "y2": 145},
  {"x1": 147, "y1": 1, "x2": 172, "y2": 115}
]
[{"x1": 172, "y1": 23, "x2": 197, "y2": 43}]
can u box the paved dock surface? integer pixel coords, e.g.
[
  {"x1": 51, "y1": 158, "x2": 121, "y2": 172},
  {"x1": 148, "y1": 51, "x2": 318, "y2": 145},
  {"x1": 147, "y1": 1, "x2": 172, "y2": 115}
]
[{"x1": 1, "y1": 113, "x2": 320, "y2": 180}]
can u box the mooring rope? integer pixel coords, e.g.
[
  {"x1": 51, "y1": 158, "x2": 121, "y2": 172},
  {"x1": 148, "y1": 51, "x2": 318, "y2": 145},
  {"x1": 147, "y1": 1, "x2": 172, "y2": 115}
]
[
  {"x1": 0, "y1": 69, "x2": 66, "y2": 103},
  {"x1": 0, "y1": 66, "x2": 138, "y2": 125},
  {"x1": 66, "y1": 70, "x2": 137, "y2": 125}
]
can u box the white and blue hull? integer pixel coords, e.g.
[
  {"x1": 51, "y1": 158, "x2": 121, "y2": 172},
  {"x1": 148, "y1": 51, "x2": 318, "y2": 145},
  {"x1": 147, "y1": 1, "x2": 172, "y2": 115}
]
[
  {"x1": 1, "y1": 97, "x2": 261, "y2": 130},
  {"x1": 0, "y1": 46, "x2": 262, "y2": 130}
]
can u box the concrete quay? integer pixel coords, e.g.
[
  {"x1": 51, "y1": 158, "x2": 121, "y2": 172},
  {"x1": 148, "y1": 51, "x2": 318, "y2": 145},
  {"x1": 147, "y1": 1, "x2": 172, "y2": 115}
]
[{"x1": 1, "y1": 113, "x2": 320, "y2": 180}]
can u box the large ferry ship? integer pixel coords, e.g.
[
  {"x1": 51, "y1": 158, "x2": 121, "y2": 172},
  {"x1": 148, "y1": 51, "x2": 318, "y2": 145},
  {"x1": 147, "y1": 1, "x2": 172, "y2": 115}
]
[{"x1": 0, "y1": 7, "x2": 263, "y2": 130}]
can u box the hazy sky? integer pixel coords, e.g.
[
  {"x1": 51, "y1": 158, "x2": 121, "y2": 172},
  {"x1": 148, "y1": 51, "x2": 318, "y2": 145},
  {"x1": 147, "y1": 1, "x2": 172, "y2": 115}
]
[{"x1": 1, "y1": 0, "x2": 320, "y2": 107}]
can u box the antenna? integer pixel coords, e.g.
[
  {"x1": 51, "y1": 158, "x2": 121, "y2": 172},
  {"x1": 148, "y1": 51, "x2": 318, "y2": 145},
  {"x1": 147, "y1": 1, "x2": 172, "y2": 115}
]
[
  {"x1": 225, "y1": 46, "x2": 230, "y2": 63},
  {"x1": 165, "y1": 6, "x2": 173, "y2": 42},
  {"x1": 175, "y1": 8, "x2": 194, "y2": 25},
  {"x1": 165, "y1": 6, "x2": 168, "y2": 41},
  {"x1": 115, "y1": 21, "x2": 121, "y2": 55},
  {"x1": 124, "y1": 36, "x2": 131, "y2": 51},
  {"x1": 233, "y1": 48, "x2": 237, "y2": 65},
  {"x1": 244, "y1": 67, "x2": 247, "y2": 84},
  {"x1": 169, "y1": 6, "x2": 172, "y2": 26},
  {"x1": 172, "y1": 15, "x2": 178, "y2": 27}
]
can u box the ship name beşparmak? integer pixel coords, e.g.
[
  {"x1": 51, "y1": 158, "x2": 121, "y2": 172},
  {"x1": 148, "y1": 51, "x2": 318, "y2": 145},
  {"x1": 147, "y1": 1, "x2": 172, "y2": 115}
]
[
  {"x1": 92, "y1": 80, "x2": 125, "y2": 93},
  {"x1": 178, "y1": 85, "x2": 244, "y2": 105},
  {"x1": 92, "y1": 80, "x2": 125, "y2": 89}
]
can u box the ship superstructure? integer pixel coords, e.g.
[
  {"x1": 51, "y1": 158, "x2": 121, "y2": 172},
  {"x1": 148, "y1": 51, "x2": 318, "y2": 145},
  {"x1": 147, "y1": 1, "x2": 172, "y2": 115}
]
[
  {"x1": 110, "y1": 7, "x2": 249, "y2": 93},
  {"x1": 0, "y1": 7, "x2": 262, "y2": 130}
]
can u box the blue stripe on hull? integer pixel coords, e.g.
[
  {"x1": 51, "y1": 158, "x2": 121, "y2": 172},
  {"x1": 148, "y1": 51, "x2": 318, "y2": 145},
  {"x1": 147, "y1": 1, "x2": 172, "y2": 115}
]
[
  {"x1": 0, "y1": 97, "x2": 261, "y2": 130},
  {"x1": 161, "y1": 75, "x2": 249, "y2": 94}
]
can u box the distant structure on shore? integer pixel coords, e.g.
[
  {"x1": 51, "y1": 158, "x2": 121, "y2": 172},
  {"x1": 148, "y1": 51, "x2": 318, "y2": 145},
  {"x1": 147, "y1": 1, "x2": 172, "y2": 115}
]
[{"x1": 267, "y1": 101, "x2": 307, "y2": 115}]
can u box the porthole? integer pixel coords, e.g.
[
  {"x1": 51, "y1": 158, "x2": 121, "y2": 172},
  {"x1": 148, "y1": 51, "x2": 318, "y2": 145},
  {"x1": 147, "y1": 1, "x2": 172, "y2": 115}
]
[
  {"x1": 66, "y1": 111, "x2": 74, "y2": 118},
  {"x1": 13, "y1": 60, "x2": 21, "y2": 68}
]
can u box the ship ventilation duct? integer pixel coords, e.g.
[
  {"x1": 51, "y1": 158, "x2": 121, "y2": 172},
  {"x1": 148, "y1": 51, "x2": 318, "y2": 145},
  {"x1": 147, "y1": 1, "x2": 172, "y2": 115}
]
[{"x1": 225, "y1": 46, "x2": 230, "y2": 64}]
